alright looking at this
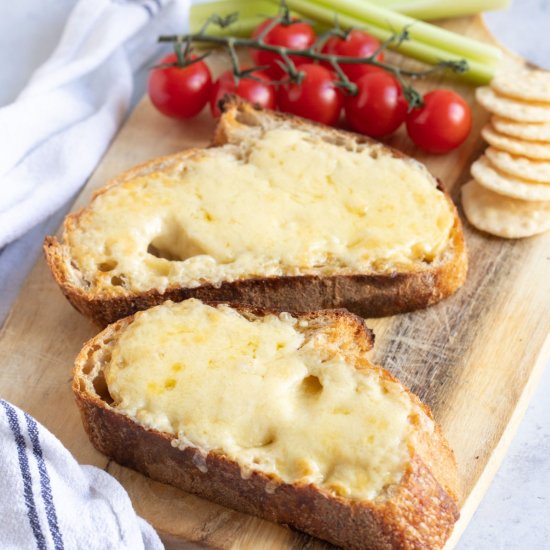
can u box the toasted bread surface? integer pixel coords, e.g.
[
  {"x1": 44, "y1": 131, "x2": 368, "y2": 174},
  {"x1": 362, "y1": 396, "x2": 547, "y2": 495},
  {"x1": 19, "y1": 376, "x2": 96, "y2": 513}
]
[
  {"x1": 46, "y1": 99, "x2": 467, "y2": 327},
  {"x1": 73, "y1": 299, "x2": 459, "y2": 549}
]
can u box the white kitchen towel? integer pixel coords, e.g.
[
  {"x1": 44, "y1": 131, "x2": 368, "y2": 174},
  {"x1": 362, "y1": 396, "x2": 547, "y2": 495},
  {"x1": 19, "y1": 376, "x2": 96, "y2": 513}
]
[
  {"x1": 0, "y1": 0, "x2": 189, "y2": 248},
  {"x1": 0, "y1": 399, "x2": 163, "y2": 549}
]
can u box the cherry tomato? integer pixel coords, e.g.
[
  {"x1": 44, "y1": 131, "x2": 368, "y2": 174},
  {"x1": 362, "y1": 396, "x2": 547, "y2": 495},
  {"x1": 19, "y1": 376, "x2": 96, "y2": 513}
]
[
  {"x1": 406, "y1": 90, "x2": 472, "y2": 154},
  {"x1": 321, "y1": 30, "x2": 385, "y2": 82},
  {"x1": 251, "y1": 18, "x2": 316, "y2": 79},
  {"x1": 277, "y1": 64, "x2": 344, "y2": 126},
  {"x1": 210, "y1": 69, "x2": 276, "y2": 117},
  {"x1": 344, "y1": 72, "x2": 407, "y2": 138},
  {"x1": 148, "y1": 54, "x2": 212, "y2": 118}
]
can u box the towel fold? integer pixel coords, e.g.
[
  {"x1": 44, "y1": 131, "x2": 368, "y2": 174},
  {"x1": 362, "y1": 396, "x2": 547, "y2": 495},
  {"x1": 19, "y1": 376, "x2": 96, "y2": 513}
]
[
  {"x1": 0, "y1": 0, "x2": 189, "y2": 248},
  {"x1": 0, "y1": 399, "x2": 163, "y2": 549}
]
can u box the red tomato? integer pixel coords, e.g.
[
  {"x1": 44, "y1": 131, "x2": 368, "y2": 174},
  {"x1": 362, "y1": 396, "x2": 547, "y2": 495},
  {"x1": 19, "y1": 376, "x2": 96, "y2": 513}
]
[
  {"x1": 321, "y1": 30, "x2": 385, "y2": 82},
  {"x1": 277, "y1": 64, "x2": 344, "y2": 126},
  {"x1": 320, "y1": 35, "x2": 341, "y2": 56},
  {"x1": 251, "y1": 18, "x2": 316, "y2": 79},
  {"x1": 344, "y1": 72, "x2": 407, "y2": 138},
  {"x1": 210, "y1": 69, "x2": 276, "y2": 117},
  {"x1": 148, "y1": 54, "x2": 212, "y2": 118},
  {"x1": 406, "y1": 90, "x2": 472, "y2": 154}
]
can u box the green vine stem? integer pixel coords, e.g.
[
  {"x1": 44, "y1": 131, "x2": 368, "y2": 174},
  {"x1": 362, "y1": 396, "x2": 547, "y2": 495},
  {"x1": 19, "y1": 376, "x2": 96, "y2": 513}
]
[{"x1": 159, "y1": 10, "x2": 468, "y2": 108}]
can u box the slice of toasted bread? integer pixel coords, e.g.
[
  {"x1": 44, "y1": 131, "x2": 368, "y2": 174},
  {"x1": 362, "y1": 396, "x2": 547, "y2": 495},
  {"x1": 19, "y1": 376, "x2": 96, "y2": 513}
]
[
  {"x1": 46, "y1": 98, "x2": 467, "y2": 327},
  {"x1": 74, "y1": 298, "x2": 459, "y2": 550}
]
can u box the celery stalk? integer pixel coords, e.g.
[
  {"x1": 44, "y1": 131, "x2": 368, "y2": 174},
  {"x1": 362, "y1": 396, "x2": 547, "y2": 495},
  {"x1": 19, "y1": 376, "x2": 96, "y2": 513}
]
[
  {"x1": 190, "y1": 16, "x2": 260, "y2": 38},
  {"x1": 190, "y1": 1, "x2": 329, "y2": 37},
  {"x1": 190, "y1": 0, "x2": 277, "y2": 23},
  {"x1": 189, "y1": 0, "x2": 499, "y2": 83},
  {"x1": 309, "y1": 0, "x2": 501, "y2": 65},
  {"x1": 190, "y1": 0, "x2": 278, "y2": 36},
  {"x1": 284, "y1": 0, "x2": 494, "y2": 84},
  {"x1": 367, "y1": 0, "x2": 511, "y2": 21},
  {"x1": 191, "y1": 0, "x2": 511, "y2": 25}
]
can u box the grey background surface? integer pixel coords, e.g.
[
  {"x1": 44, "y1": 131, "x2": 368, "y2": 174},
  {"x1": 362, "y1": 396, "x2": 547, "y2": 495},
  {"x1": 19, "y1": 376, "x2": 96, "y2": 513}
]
[{"x1": 1, "y1": 1, "x2": 549, "y2": 548}]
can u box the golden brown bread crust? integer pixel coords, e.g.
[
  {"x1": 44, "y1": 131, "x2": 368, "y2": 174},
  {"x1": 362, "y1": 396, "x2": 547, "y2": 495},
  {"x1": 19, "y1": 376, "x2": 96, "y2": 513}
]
[
  {"x1": 45, "y1": 222, "x2": 466, "y2": 328},
  {"x1": 73, "y1": 305, "x2": 460, "y2": 550},
  {"x1": 44, "y1": 99, "x2": 467, "y2": 328}
]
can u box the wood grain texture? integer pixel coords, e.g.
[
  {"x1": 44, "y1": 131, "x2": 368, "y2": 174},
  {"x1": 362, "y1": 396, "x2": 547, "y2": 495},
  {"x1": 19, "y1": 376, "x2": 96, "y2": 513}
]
[{"x1": 0, "y1": 15, "x2": 549, "y2": 550}]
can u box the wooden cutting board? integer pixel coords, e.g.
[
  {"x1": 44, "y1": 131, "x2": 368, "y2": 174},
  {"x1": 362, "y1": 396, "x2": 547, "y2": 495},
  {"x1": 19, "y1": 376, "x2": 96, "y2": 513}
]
[{"x1": 1, "y1": 14, "x2": 549, "y2": 550}]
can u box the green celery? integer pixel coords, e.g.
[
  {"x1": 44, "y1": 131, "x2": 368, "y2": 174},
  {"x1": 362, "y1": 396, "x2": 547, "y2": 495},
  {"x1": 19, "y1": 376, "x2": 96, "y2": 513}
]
[
  {"x1": 189, "y1": 0, "x2": 500, "y2": 83},
  {"x1": 284, "y1": 0, "x2": 495, "y2": 83},
  {"x1": 191, "y1": 0, "x2": 510, "y2": 25},
  {"x1": 190, "y1": 0, "x2": 277, "y2": 22},
  {"x1": 190, "y1": 0, "x2": 278, "y2": 36},
  {"x1": 309, "y1": 0, "x2": 501, "y2": 65},
  {"x1": 367, "y1": 0, "x2": 511, "y2": 21},
  {"x1": 191, "y1": 16, "x2": 260, "y2": 38}
]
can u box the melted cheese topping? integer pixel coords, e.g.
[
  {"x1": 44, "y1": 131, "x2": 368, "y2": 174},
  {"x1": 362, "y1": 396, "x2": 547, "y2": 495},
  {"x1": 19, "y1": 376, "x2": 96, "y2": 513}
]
[
  {"x1": 67, "y1": 128, "x2": 454, "y2": 294},
  {"x1": 105, "y1": 299, "x2": 416, "y2": 500}
]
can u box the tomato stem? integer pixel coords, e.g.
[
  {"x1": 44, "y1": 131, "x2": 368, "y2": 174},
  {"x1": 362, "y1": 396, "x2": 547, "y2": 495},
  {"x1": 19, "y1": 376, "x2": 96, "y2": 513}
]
[{"x1": 158, "y1": 7, "x2": 468, "y2": 106}]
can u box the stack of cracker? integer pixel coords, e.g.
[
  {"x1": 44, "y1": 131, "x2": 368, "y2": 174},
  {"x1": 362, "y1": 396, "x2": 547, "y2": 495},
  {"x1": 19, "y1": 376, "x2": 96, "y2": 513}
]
[{"x1": 462, "y1": 67, "x2": 550, "y2": 238}]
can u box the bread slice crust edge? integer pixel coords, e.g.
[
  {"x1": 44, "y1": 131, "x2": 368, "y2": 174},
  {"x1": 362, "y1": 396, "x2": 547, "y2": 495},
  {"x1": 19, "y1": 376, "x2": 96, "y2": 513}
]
[
  {"x1": 73, "y1": 304, "x2": 460, "y2": 550},
  {"x1": 44, "y1": 99, "x2": 467, "y2": 328}
]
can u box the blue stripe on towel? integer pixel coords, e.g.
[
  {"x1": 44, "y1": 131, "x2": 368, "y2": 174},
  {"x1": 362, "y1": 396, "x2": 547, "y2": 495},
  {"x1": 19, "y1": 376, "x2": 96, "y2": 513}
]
[
  {"x1": 141, "y1": 1, "x2": 154, "y2": 17},
  {"x1": 1, "y1": 401, "x2": 47, "y2": 550},
  {"x1": 25, "y1": 413, "x2": 65, "y2": 550}
]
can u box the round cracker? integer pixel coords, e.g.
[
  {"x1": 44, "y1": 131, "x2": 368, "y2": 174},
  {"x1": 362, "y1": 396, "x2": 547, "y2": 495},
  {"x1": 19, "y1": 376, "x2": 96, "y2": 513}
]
[
  {"x1": 461, "y1": 180, "x2": 550, "y2": 238},
  {"x1": 492, "y1": 116, "x2": 550, "y2": 142},
  {"x1": 476, "y1": 87, "x2": 550, "y2": 122},
  {"x1": 471, "y1": 156, "x2": 550, "y2": 201},
  {"x1": 481, "y1": 124, "x2": 550, "y2": 160},
  {"x1": 485, "y1": 147, "x2": 550, "y2": 182},
  {"x1": 491, "y1": 67, "x2": 550, "y2": 102}
]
